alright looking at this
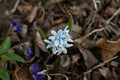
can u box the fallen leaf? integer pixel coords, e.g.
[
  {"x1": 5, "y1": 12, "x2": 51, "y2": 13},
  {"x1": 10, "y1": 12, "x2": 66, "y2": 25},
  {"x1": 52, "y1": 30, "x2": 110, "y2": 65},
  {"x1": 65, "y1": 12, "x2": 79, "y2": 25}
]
[
  {"x1": 45, "y1": 0, "x2": 63, "y2": 7},
  {"x1": 96, "y1": 37, "x2": 120, "y2": 61},
  {"x1": 14, "y1": 65, "x2": 32, "y2": 80},
  {"x1": 74, "y1": 37, "x2": 96, "y2": 49},
  {"x1": 17, "y1": 4, "x2": 32, "y2": 15},
  {"x1": 99, "y1": 67, "x2": 114, "y2": 80},
  {"x1": 52, "y1": 17, "x2": 67, "y2": 25},
  {"x1": 36, "y1": 31, "x2": 49, "y2": 53},
  {"x1": 71, "y1": 54, "x2": 81, "y2": 64},
  {"x1": 53, "y1": 55, "x2": 70, "y2": 72},
  {"x1": 110, "y1": 61, "x2": 119, "y2": 67},
  {"x1": 78, "y1": 46, "x2": 98, "y2": 69},
  {"x1": 60, "y1": 55, "x2": 70, "y2": 67},
  {"x1": 83, "y1": 75, "x2": 87, "y2": 80},
  {"x1": 26, "y1": 6, "x2": 38, "y2": 23},
  {"x1": 53, "y1": 55, "x2": 70, "y2": 80},
  {"x1": 112, "y1": 67, "x2": 119, "y2": 80},
  {"x1": 91, "y1": 71, "x2": 103, "y2": 80},
  {"x1": 70, "y1": 24, "x2": 82, "y2": 39},
  {"x1": 105, "y1": 7, "x2": 117, "y2": 17}
]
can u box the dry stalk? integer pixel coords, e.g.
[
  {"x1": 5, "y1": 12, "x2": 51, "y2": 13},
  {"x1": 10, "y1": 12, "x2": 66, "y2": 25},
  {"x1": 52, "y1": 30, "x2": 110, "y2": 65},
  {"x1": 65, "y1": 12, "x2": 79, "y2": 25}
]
[
  {"x1": 49, "y1": 74, "x2": 69, "y2": 80},
  {"x1": 10, "y1": 0, "x2": 20, "y2": 13}
]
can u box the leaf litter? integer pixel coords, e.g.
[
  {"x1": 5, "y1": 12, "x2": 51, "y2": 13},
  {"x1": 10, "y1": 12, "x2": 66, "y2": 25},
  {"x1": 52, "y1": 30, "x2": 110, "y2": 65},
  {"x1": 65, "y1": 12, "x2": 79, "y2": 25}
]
[{"x1": 0, "y1": 0, "x2": 120, "y2": 80}]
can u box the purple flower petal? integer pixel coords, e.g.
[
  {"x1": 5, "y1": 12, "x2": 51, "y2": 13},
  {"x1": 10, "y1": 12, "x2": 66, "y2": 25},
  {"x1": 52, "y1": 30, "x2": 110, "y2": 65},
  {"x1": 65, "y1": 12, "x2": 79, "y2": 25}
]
[
  {"x1": 25, "y1": 47, "x2": 32, "y2": 57},
  {"x1": 32, "y1": 64, "x2": 39, "y2": 75},
  {"x1": 33, "y1": 74, "x2": 46, "y2": 80},
  {"x1": 33, "y1": 75, "x2": 40, "y2": 80},
  {"x1": 11, "y1": 19, "x2": 22, "y2": 32}
]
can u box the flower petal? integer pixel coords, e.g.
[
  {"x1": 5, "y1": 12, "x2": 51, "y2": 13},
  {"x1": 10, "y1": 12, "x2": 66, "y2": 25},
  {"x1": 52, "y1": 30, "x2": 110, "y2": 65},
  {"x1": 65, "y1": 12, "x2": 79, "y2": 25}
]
[
  {"x1": 32, "y1": 64, "x2": 39, "y2": 75},
  {"x1": 48, "y1": 36, "x2": 55, "y2": 41},
  {"x1": 62, "y1": 47, "x2": 67, "y2": 54},
  {"x1": 54, "y1": 40, "x2": 59, "y2": 47},
  {"x1": 65, "y1": 44, "x2": 73, "y2": 47},
  {"x1": 25, "y1": 47, "x2": 32, "y2": 57},
  {"x1": 46, "y1": 44, "x2": 53, "y2": 48},
  {"x1": 57, "y1": 49, "x2": 62, "y2": 55},
  {"x1": 64, "y1": 25, "x2": 68, "y2": 30},
  {"x1": 11, "y1": 19, "x2": 22, "y2": 32},
  {"x1": 52, "y1": 47, "x2": 57, "y2": 54},
  {"x1": 44, "y1": 40, "x2": 52, "y2": 44},
  {"x1": 51, "y1": 30, "x2": 57, "y2": 36},
  {"x1": 57, "y1": 30, "x2": 62, "y2": 37},
  {"x1": 33, "y1": 74, "x2": 46, "y2": 80}
]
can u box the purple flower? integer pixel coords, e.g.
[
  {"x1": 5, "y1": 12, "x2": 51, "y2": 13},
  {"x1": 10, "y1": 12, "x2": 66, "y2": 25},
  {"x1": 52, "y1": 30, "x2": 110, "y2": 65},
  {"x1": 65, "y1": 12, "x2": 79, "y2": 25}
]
[
  {"x1": 33, "y1": 74, "x2": 46, "y2": 80},
  {"x1": 32, "y1": 64, "x2": 46, "y2": 80},
  {"x1": 11, "y1": 19, "x2": 22, "y2": 32},
  {"x1": 25, "y1": 47, "x2": 32, "y2": 57},
  {"x1": 32, "y1": 64, "x2": 39, "y2": 75}
]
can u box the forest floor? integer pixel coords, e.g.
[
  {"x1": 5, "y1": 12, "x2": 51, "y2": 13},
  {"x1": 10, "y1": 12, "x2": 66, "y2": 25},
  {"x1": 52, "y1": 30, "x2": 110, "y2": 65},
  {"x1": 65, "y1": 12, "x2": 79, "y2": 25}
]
[{"x1": 0, "y1": 0, "x2": 120, "y2": 80}]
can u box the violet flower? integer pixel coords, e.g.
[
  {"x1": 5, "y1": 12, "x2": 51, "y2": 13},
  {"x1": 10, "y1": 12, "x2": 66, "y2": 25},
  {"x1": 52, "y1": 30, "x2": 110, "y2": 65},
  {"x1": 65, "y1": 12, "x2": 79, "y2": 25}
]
[
  {"x1": 32, "y1": 64, "x2": 46, "y2": 80},
  {"x1": 25, "y1": 46, "x2": 32, "y2": 57},
  {"x1": 11, "y1": 19, "x2": 22, "y2": 32}
]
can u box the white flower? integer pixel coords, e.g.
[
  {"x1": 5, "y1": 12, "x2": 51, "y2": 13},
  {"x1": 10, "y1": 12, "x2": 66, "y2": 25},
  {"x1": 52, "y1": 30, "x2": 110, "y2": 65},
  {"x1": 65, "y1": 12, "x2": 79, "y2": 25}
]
[{"x1": 44, "y1": 26, "x2": 73, "y2": 55}]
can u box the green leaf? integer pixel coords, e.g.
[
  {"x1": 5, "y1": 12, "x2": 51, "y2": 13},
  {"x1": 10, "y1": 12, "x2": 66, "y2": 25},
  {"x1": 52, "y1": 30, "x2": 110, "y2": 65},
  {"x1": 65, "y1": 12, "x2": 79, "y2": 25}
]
[
  {"x1": 67, "y1": 17, "x2": 73, "y2": 31},
  {"x1": 38, "y1": 27, "x2": 47, "y2": 40},
  {"x1": 1, "y1": 53, "x2": 25, "y2": 63},
  {"x1": 0, "y1": 67, "x2": 10, "y2": 80},
  {"x1": 0, "y1": 36, "x2": 11, "y2": 55}
]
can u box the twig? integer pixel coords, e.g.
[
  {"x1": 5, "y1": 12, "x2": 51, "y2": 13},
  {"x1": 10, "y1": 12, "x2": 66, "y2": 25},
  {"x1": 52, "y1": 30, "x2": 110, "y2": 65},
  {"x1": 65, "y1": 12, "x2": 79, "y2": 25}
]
[
  {"x1": 104, "y1": 8, "x2": 120, "y2": 36},
  {"x1": 10, "y1": 0, "x2": 20, "y2": 13},
  {"x1": 10, "y1": 42, "x2": 28, "y2": 50},
  {"x1": 84, "y1": 28, "x2": 104, "y2": 38},
  {"x1": 74, "y1": 8, "x2": 120, "y2": 44},
  {"x1": 49, "y1": 73, "x2": 69, "y2": 80},
  {"x1": 84, "y1": 7, "x2": 120, "y2": 39},
  {"x1": 92, "y1": 0, "x2": 101, "y2": 11},
  {"x1": 77, "y1": 56, "x2": 118, "y2": 79},
  {"x1": 73, "y1": 28, "x2": 104, "y2": 44}
]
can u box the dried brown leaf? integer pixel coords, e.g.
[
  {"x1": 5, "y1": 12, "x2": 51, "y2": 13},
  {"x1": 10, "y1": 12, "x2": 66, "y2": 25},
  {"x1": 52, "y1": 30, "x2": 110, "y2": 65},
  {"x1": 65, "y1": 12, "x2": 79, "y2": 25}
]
[
  {"x1": 91, "y1": 71, "x2": 103, "y2": 80},
  {"x1": 78, "y1": 46, "x2": 98, "y2": 69},
  {"x1": 52, "y1": 17, "x2": 67, "y2": 25},
  {"x1": 105, "y1": 7, "x2": 117, "y2": 17},
  {"x1": 70, "y1": 24, "x2": 82, "y2": 39},
  {"x1": 45, "y1": 0, "x2": 63, "y2": 7},
  {"x1": 99, "y1": 67, "x2": 114, "y2": 80},
  {"x1": 60, "y1": 55, "x2": 70, "y2": 67},
  {"x1": 17, "y1": 4, "x2": 32, "y2": 15},
  {"x1": 83, "y1": 75, "x2": 87, "y2": 80},
  {"x1": 36, "y1": 31, "x2": 49, "y2": 53},
  {"x1": 26, "y1": 6, "x2": 38, "y2": 23},
  {"x1": 71, "y1": 54, "x2": 81, "y2": 64},
  {"x1": 54, "y1": 55, "x2": 70, "y2": 72},
  {"x1": 74, "y1": 37, "x2": 96, "y2": 49},
  {"x1": 110, "y1": 61, "x2": 119, "y2": 67},
  {"x1": 96, "y1": 38, "x2": 120, "y2": 61},
  {"x1": 14, "y1": 65, "x2": 32, "y2": 80},
  {"x1": 112, "y1": 68, "x2": 119, "y2": 80},
  {"x1": 53, "y1": 55, "x2": 70, "y2": 80}
]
